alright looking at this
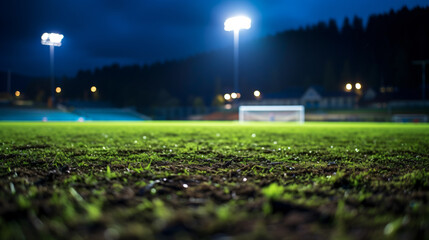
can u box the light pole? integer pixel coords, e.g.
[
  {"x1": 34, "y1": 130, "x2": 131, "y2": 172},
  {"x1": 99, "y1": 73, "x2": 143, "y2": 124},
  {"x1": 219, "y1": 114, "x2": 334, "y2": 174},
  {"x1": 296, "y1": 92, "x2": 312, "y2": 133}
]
[
  {"x1": 41, "y1": 32, "x2": 64, "y2": 107},
  {"x1": 224, "y1": 16, "x2": 251, "y2": 96}
]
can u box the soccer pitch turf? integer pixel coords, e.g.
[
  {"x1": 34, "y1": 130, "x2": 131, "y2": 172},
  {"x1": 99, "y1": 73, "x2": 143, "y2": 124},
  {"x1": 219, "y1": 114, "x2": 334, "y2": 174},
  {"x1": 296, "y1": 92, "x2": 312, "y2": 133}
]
[{"x1": 0, "y1": 122, "x2": 428, "y2": 239}]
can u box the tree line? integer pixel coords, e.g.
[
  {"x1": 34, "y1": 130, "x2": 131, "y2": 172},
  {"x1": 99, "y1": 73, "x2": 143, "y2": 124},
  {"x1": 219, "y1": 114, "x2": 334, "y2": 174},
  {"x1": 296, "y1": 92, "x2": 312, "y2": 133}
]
[{"x1": 26, "y1": 6, "x2": 429, "y2": 108}]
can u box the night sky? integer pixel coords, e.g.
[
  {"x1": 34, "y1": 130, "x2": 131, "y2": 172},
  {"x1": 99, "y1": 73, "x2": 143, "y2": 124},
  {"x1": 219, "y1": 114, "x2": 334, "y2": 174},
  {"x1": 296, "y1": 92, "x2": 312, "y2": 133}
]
[{"x1": 1, "y1": 0, "x2": 428, "y2": 77}]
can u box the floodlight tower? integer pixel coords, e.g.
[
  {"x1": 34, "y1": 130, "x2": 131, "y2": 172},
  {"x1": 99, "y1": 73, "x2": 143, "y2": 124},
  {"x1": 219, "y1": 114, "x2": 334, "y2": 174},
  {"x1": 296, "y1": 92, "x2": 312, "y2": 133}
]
[
  {"x1": 224, "y1": 16, "x2": 251, "y2": 96},
  {"x1": 41, "y1": 32, "x2": 64, "y2": 106}
]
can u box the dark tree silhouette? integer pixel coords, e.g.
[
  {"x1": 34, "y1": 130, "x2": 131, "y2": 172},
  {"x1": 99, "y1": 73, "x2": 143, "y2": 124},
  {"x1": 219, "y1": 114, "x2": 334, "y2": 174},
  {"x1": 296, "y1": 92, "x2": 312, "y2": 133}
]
[{"x1": 49, "y1": 6, "x2": 428, "y2": 108}]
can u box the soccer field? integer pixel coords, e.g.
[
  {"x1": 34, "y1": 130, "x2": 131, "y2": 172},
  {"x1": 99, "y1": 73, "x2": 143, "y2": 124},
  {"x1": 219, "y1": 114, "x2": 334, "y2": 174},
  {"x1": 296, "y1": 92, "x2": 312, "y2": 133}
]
[{"x1": 1, "y1": 122, "x2": 428, "y2": 239}]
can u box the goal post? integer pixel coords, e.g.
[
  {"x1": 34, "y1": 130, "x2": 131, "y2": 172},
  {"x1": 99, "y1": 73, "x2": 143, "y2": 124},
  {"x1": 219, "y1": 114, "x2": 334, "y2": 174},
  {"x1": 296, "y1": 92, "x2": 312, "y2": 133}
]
[{"x1": 239, "y1": 105, "x2": 305, "y2": 123}]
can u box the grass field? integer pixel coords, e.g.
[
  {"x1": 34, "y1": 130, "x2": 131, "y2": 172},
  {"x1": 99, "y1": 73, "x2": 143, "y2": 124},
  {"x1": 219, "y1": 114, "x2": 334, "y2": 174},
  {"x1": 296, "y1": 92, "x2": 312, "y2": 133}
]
[{"x1": 1, "y1": 122, "x2": 428, "y2": 239}]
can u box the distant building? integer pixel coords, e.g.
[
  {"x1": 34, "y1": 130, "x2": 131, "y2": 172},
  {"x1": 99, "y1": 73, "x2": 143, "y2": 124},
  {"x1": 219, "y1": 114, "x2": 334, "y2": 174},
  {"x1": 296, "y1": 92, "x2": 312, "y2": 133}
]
[
  {"x1": 362, "y1": 88, "x2": 377, "y2": 101},
  {"x1": 245, "y1": 86, "x2": 357, "y2": 109}
]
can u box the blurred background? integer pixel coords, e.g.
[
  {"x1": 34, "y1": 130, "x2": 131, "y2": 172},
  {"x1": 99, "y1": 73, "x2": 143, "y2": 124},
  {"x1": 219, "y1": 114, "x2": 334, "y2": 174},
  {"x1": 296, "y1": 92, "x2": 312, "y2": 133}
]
[{"x1": 1, "y1": 1, "x2": 428, "y2": 121}]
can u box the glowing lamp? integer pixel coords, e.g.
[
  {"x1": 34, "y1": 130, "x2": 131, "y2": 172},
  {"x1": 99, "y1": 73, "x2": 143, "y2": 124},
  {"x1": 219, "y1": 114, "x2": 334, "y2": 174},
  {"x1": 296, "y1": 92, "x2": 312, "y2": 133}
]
[
  {"x1": 355, "y1": 83, "x2": 362, "y2": 90},
  {"x1": 91, "y1": 86, "x2": 97, "y2": 93},
  {"x1": 345, "y1": 83, "x2": 352, "y2": 91},
  {"x1": 15, "y1": 91, "x2": 20, "y2": 97},
  {"x1": 41, "y1": 33, "x2": 49, "y2": 41},
  {"x1": 224, "y1": 93, "x2": 231, "y2": 101},
  {"x1": 224, "y1": 16, "x2": 251, "y2": 32},
  {"x1": 55, "y1": 87, "x2": 61, "y2": 93},
  {"x1": 254, "y1": 90, "x2": 261, "y2": 97},
  {"x1": 41, "y1": 33, "x2": 64, "y2": 46}
]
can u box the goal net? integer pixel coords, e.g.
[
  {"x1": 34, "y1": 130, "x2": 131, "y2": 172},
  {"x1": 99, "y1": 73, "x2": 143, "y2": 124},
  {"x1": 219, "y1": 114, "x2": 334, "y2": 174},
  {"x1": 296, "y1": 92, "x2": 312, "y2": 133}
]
[{"x1": 239, "y1": 105, "x2": 305, "y2": 123}]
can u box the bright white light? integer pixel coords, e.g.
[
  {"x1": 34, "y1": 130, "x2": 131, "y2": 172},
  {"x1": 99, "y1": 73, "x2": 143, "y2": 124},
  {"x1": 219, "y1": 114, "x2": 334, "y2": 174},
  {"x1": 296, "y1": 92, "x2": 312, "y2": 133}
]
[
  {"x1": 224, "y1": 16, "x2": 251, "y2": 32},
  {"x1": 41, "y1": 33, "x2": 64, "y2": 46},
  {"x1": 254, "y1": 90, "x2": 261, "y2": 97},
  {"x1": 224, "y1": 93, "x2": 231, "y2": 101},
  {"x1": 355, "y1": 82, "x2": 362, "y2": 90},
  {"x1": 231, "y1": 92, "x2": 237, "y2": 99},
  {"x1": 49, "y1": 33, "x2": 64, "y2": 44},
  {"x1": 345, "y1": 83, "x2": 352, "y2": 91},
  {"x1": 41, "y1": 33, "x2": 49, "y2": 41}
]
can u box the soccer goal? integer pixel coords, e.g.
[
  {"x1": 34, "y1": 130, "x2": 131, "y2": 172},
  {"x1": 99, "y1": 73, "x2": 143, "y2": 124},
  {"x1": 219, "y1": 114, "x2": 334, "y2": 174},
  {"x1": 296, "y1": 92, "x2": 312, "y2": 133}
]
[{"x1": 239, "y1": 105, "x2": 305, "y2": 123}]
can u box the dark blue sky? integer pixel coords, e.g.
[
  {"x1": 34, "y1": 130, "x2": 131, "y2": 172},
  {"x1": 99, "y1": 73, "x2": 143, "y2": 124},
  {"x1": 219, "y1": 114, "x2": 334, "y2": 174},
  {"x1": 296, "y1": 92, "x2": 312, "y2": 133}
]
[{"x1": 1, "y1": 0, "x2": 428, "y2": 77}]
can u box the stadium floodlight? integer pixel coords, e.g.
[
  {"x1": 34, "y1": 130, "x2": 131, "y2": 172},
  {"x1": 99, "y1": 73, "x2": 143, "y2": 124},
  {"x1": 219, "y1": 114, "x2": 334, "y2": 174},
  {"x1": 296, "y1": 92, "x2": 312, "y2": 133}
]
[
  {"x1": 355, "y1": 82, "x2": 362, "y2": 90},
  {"x1": 224, "y1": 16, "x2": 251, "y2": 32},
  {"x1": 41, "y1": 33, "x2": 64, "y2": 47},
  {"x1": 345, "y1": 83, "x2": 352, "y2": 91},
  {"x1": 41, "y1": 32, "x2": 64, "y2": 107},
  {"x1": 239, "y1": 105, "x2": 305, "y2": 123},
  {"x1": 224, "y1": 16, "x2": 251, "y2": 96}
]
